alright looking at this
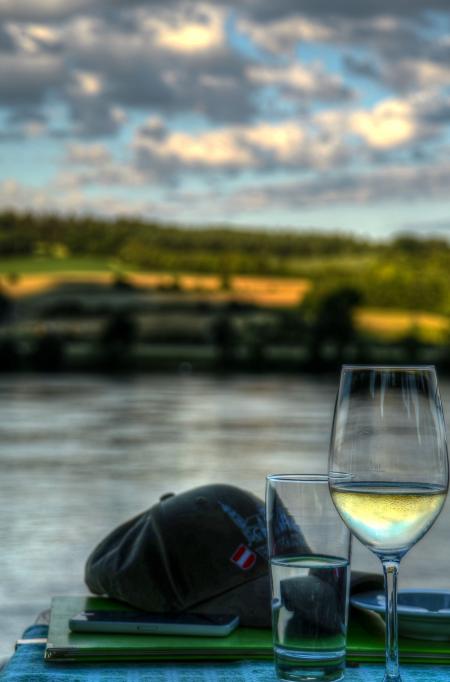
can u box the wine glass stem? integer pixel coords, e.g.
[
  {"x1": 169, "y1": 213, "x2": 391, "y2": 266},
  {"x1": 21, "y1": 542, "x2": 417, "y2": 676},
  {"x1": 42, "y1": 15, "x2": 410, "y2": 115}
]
[{"x1": 382, "y1": 559, "x2": 401, "y2": 681}]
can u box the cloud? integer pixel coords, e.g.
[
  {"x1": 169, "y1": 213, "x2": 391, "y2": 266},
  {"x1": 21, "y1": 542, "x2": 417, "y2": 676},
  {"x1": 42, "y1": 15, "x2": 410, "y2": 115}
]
[
  {"x1": 53, "y1": 114, "x2": 350, "y2": 190},
  {"x1": 401, "y1": 218, "x2": 450, "y2": 234},
  {"x1": 132, "y1": 117, "x2": 350, "y2": 176},
  {"x1": 237, "y1": 13, "x2": 425, "y2": 61},
  {"x1": 61, "y1": 143, "x2": 143, "y2": 187},
  {"x1": 0, "y1": 5, "x2": 257, "y2": 135},
  {"x1": 237, "y1": 16, "x2": 334, "y2": 54},
  {"x1": 247, "y1": 63, "x2": 353, "y2": 102},
  {"x1": 0, "y1": 0, "x2": 449, "y2": 233},
  {"x1": 2, "y1": 0, "x2": 449, "y2": 26},
  {"x1": 237, "y1": 7, "x2": 450, "y2": 126},
  {"x1": 3, "y1": 155, "x2": 450, "y2": 229},
  {"x1": 233, "y1": 0, "x2": 450, "y2": 22},
  {"x1": 350, "y1": 99, "x2": 417, "y2": 149},
  {"x1": 58, "y1": 87, "x2": 450, "y2": 186},
  {"x1": 66, "y1": 143, "x2": 112, "y2": 164},
  {"x1": 0, "y1": 177, "x2": 155, "y2": 217},
  {"x1": 4, "y1": 21, "x2": 62, "y2": 53},
  {"x1": 0, "y1": 178, "x2": 69, "y2": 213},
  {"x1": 72, "y1": 71, "x2": 103, "y2": 96},
  {"x1": 0, "y1": 110, "x2": 48, "y2": 140},
  {"x1": 136, "y1": 126, "x2": 252, "y2": 169},
  {"x1": 315, "y1": 92, "x2": 450, "y2": 152},
  {"x1": 381, "y1": 58, "x2": 450, "y2": 91},
  {"x1": 0, "y1": 1, "x2": 447, "y2": 139},
  {"x1": 213, "y1": 161, "x2": 450, "y2": 215},
  {"x1": 60, "y1": 7, "x2": 257, "y2": 126},
  {"x1": 343, "y1": 54, "x2": 381, "y2": 80},
  {"x1": 0, "y1": 53, "x2": 64, "y2": 106},
  {"x1": 148, "y1": 5, "x2": 226, "y2": 53},
  {"x1": 0, "y1": 0, "x2": 92, "y2": 22}
]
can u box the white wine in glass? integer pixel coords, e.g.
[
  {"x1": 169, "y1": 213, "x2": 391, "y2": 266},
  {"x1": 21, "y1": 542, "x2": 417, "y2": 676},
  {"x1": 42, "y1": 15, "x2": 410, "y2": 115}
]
[{"x1": 329, "y1": 366, "x2": 449, "y2": 682}]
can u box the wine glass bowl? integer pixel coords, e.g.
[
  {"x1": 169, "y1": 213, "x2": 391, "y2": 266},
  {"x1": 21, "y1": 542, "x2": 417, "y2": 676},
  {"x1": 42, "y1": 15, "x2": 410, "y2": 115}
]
[
  {"x1": 330, "y1": 481, "x2": 446, "y2": 560},
  {"x1": 328, "y1": 366, "x2": 449, "y2": 681}
]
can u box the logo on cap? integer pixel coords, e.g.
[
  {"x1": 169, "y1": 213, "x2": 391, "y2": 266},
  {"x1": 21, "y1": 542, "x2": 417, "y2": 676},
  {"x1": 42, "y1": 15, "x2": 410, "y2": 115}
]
[
  {"x1": 230, "y1": 544, "x2": 257, "y2": 570},
  {"x1": 219, "y1": 500, "x2": 267, "y2": 558}
]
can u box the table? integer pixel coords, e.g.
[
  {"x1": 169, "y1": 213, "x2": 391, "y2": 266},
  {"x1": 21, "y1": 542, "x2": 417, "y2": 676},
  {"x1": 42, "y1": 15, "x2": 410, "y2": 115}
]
[{"x1": 2, "y1": 625, "x2": 450, "y2": 681}]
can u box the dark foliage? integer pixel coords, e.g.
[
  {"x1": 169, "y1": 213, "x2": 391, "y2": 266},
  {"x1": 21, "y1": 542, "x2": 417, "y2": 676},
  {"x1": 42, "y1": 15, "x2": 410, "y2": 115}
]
[{"x1": 30, "y1": 333, "x2": 66, "y2": 372}]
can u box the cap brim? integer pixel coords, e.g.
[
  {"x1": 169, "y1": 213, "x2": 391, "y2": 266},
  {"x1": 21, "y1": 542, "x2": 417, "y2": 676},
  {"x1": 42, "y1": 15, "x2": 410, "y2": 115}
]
[
  {"x1": 189, "y1": 573, "x2": 271, "y2": 628},
  {"x1": 188, "y1": 570, "x2": 383, "y2": 629}
]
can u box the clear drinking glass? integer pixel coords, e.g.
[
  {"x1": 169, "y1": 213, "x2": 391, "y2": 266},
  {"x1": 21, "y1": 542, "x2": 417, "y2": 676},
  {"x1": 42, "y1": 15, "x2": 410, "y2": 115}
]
[
  {"x1": 266, "y1": 474, "x2": 351, "y2": 682},
  {"x1": 329, "y1": 366, "x2": 449, "y2": 682}
]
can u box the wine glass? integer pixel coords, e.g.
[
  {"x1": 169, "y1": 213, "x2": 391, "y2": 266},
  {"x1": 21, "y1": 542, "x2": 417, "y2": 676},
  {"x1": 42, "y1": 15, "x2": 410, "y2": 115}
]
[{"x1": 328, "y1": 366, "x2": 449, "y2": 682}]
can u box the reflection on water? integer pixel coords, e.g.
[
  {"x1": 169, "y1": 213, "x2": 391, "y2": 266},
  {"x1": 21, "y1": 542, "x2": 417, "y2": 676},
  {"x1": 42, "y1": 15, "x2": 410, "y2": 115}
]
[{"x1": 0, "y1": 374, "x2": 449, "y2": 658}]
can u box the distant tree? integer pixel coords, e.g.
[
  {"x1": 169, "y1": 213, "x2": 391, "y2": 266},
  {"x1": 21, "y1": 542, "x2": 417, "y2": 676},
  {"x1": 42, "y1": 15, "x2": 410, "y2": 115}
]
[
  {"x1": 112, "y1": 274, "x2": 135, "y2": 291},
  {"x1": 211, "y1": 310, "x2": 237, "y2": 370},
  {"x1": 100, "y1": 312, "x2": 137, "y2": 348},
  {"x1": 164, "y1": 274, "x2": 182, "y2": 291},
  {"x1": 0, "y1": 337, "x2": 20, "y2": 371},
  {"x1": 308, "y1": 286, "x2": 362, "y2": 368},
  {"x1": 243, "y1": 317, "x2": 278, "y2": 371},
  {"x1": 220, "y1": 270, "x2": 232, "y2": 292},
  {"x1": 440, "y1": 332, "x2": 450, "y2": 373},
  {"x1": 30, "y1": 333, "x2": 66, "y2": 372},
  {"x1": 0, "y1": 291, "x2": 13, "y2": 324},
  {"x1": 400, "y1": 327, "x2": 422, "y2": 364},
  {"x1": 6, "y1": 272, "x2": 20, "y2": 285},
  {"x1": 272, "y1": 310, "x2": 307, "y2": 345},
  {"x1": 99, "y1": 311, "x2": 138, "y2": 370}
]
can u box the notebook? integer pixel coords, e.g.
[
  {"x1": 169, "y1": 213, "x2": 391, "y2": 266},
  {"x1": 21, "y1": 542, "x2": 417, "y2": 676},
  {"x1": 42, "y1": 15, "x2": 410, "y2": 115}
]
[
  {"x1": 45, "y1": 596, "x2": 450, "y2": 664},
  {"x1": 45, "y1": 597, "x2": 271, "y2": 662}
]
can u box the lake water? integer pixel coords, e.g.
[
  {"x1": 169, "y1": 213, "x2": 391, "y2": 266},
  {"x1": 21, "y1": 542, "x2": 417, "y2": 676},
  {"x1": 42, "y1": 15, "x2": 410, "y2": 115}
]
[{"x1": 1, "y1": 373, "x2": 450, "y2": 659}]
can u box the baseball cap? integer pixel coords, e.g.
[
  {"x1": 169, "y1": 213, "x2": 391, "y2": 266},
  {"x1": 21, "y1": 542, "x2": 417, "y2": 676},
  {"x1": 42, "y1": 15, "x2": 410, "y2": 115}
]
[
  {"x1": 85, "y1": 484, "x2": 281, "y2": 627},
  {"x1": 85, "y1": 483, "x2": 383, "y2": 628}
]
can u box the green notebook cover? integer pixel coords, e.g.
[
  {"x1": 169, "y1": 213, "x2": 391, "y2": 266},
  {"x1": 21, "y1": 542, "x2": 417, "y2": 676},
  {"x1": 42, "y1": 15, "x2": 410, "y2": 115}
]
[
  {"x1": 45, "y1": 597, "x2": 272, "y2": 662},
  {"x1": 45, "y1": 596, "x2": 450, "y2": 664}
]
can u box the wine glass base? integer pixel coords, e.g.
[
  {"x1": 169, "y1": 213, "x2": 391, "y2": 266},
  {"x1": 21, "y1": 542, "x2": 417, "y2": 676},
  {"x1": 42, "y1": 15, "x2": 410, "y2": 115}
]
[{"x1": 383, "y1": 674, "x2": 401, "y2": 682}]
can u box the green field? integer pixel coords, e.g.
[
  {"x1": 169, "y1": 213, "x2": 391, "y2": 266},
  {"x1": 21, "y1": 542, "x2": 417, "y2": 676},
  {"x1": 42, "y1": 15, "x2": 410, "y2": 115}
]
[
  {"x1": 0, "y1": 257, "x2": 448, "y2": 345},
  {"x1": 0, "y1": 256, "x2": 116, "y2": 274},
  {"x1": 0, "y1": 253, "x2": 376, "y2": 277}
]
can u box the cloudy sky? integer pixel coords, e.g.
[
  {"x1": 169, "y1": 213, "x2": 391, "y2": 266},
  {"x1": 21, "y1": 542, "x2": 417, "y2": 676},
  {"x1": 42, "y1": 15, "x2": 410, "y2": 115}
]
[{"x1": 1, "y1": 1, "x2": 450, "y2": 237}]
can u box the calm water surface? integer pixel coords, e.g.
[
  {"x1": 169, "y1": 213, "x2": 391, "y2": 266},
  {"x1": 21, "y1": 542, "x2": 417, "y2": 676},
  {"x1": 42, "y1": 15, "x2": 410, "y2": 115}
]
[{"x1": 0, "y1": 374, "x2": 449, "y2": 658}]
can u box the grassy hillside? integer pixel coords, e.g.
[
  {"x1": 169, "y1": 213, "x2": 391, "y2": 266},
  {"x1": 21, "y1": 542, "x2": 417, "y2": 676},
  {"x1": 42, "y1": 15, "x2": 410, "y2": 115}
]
[{"x1": 0, "y1": 212, "x2": 448, "y2": 373}]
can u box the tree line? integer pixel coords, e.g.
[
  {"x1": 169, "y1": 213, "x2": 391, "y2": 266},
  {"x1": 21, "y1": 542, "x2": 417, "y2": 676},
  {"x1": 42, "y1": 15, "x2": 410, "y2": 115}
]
[{"x1": 0, "y1": 211, "x2": 449, "y2": 314}]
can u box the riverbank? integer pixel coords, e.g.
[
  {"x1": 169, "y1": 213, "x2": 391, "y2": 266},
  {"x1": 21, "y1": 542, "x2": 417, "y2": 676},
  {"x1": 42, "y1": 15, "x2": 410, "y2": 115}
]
[
  {"x1": 0, "y1": 268, "x2": 449, "y2": 374},
  {"x1": 1, "y1": 340, "x2": 449, "y2": 375}
]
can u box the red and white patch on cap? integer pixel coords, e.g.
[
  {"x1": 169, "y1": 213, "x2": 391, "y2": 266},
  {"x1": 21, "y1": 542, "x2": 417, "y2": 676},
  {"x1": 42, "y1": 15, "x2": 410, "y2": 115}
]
[{"x1": 230, "y1": 544, "x2": 257, "y2": 570}]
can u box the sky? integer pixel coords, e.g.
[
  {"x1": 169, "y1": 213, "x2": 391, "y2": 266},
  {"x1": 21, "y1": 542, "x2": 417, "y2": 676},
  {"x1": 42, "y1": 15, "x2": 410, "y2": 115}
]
[{"x1": 0, "y1": 1, "x2": 450, "y2": 238}]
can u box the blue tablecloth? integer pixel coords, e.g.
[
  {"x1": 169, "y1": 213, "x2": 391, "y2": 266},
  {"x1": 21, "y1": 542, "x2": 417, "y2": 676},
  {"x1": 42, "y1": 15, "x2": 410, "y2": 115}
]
[{"x1": 2, "y1": 625, "x2": 450, "y2": 681}]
